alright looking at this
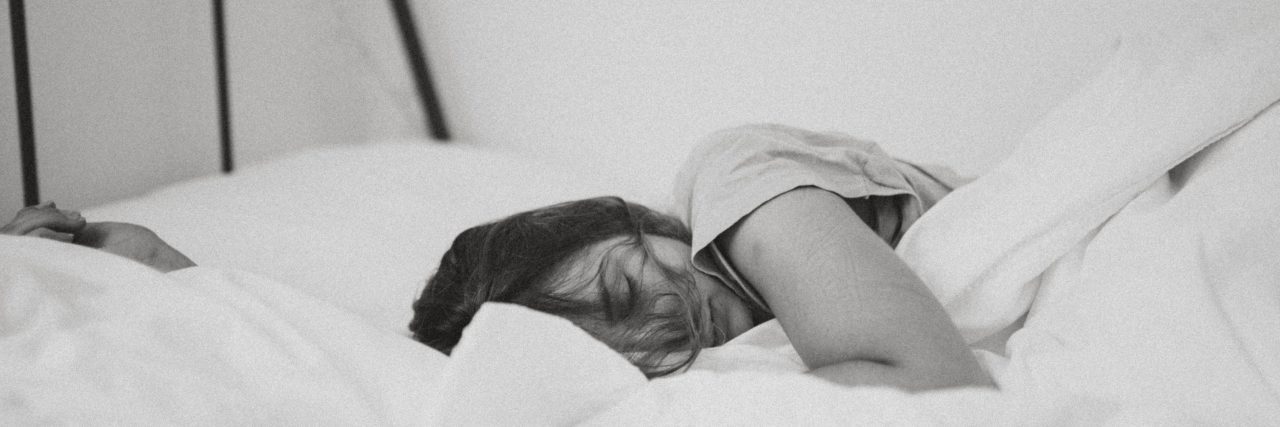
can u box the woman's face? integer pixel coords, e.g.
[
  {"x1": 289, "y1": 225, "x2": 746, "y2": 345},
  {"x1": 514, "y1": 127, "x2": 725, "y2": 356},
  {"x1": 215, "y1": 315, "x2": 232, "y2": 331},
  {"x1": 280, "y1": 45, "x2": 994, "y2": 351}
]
[
  {"x1": 583, "y1": 235, "x2": 755, "y2": 345},
  {"x1": 646, "y1": 236, "x2": 757, "y2": 345}
]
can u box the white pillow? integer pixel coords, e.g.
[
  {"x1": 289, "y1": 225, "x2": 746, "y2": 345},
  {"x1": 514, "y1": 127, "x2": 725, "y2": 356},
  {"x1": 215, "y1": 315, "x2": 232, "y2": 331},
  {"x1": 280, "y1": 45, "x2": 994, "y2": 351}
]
[{"x1": 426, "y1": 303, "x2": 646, "y2": 425}]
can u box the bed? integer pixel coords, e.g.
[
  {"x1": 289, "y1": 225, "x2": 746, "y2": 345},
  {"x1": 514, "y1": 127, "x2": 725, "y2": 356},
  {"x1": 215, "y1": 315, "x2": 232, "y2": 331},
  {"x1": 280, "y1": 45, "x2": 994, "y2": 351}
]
[{"x1": 4, "y1": 2, "x2": 1280, "y2": 425}]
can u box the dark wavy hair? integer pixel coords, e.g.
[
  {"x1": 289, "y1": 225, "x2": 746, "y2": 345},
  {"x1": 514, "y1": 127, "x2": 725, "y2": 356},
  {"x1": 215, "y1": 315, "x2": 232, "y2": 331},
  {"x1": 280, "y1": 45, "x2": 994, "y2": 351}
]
[{"x1": 409, "y1": 196, "x2": 708, "y2": 377}]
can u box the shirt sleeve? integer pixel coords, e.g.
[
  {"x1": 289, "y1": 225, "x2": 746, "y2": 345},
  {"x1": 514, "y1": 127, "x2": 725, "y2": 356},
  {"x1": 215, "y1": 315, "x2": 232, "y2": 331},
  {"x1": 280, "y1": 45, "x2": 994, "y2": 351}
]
[
  {"x1": 670, "y1": 124, "x2": 967, "y2": 314},
  {"x1": 672, "y1": 124, "x2": 922, "y2": 253}
]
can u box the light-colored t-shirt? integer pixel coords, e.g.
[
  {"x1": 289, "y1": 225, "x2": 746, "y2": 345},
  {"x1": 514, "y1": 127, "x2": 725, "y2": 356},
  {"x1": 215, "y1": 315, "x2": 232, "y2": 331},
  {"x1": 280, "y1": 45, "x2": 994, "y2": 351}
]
[{"x1": 670, "y1": 124, "x2": 970, "y2": 314}]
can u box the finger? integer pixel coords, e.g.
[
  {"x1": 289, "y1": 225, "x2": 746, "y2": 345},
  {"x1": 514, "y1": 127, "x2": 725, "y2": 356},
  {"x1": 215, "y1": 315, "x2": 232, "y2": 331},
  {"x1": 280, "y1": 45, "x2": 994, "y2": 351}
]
[
  {"x1": 43, "y1": 209, "x2": 87, "y2": 232},
  {"x1": 30, "y1": 227, "x2": 75, "y2": 243},
  {"x1": 4, "y1": 204, "x2": 86, "y2": 235},
  {"x1": 72, "y1": 222, "x2": 109, "y2": 246},
  {"x1": 25, "y1": 209, "x2": 86, "y2": 233}
]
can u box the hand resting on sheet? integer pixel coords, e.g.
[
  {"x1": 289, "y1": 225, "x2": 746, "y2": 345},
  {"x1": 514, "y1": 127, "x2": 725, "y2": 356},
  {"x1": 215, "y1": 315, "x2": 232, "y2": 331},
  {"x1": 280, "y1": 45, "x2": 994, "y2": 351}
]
[
  {"x1": 0, "y1": 201, "x2": 85, "y2": 242},
  {"x1": 2, "y1": 201, "x2": 196, "y2": 273}
]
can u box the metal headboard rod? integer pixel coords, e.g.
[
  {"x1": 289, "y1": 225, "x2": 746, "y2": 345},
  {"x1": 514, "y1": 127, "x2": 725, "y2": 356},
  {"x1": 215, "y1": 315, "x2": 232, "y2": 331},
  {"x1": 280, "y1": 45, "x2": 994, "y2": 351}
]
[
  {"x1": 7, "y1": 1, "x2": 442, "y2": 204},
  {"x1": 6, "y1": 0, "x2": 237, "y2": 206},
  {"x1": 213, "y1": 0, "x2": 233, "y2": 173},
  {"x1": 389, "y1": 0, "x2": 449, "y2": 140},
  {"x1": 9, "y1": 0, "x2": 38, "y2": 205}
]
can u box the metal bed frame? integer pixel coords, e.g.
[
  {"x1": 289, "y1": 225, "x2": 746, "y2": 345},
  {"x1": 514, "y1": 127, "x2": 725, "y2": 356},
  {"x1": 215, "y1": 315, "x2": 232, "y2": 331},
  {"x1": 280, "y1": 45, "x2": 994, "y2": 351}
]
[{"x1": 7, "y1": 0, "x2": 449, "y2": 206}]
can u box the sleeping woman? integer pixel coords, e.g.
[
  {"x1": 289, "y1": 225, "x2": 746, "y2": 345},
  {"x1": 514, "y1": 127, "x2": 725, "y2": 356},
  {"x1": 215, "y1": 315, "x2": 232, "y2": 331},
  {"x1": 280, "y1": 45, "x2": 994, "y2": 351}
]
[
  {"x1": 409, "y1": 123, "x2": 993, "y2": 391},
  {"x1": 2, "y1": 124, "x2": 991, "y2": 391}
]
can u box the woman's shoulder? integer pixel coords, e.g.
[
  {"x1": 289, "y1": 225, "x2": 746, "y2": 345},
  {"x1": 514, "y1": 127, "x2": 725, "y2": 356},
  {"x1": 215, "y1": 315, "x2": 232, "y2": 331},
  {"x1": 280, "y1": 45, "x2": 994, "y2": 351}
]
[
  {"x1": 684, "y1": 123, "x2": 887, "y2": 163},
  {"x1": 670, "y1": 124, "x2": 905, "y2": 251},
  {"x1": 673, "y1": 124, "x2": 897, "y2": 197},
  {"x1": 674, "y1": 124, "x2": 887, "y2": 192}
]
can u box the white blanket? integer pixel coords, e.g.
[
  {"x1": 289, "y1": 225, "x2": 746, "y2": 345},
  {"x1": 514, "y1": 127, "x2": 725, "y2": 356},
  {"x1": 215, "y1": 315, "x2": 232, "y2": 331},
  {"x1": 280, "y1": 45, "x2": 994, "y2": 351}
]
[
  {"x1": 994, "y1": 101, "x2": 1280, "y2": 422},
  {"x1": 0, "y1": 238, "x2": 445, "y2": 425},
  {"x1": 896, "y1": 0, "x2": 1280, "y2": 344},
  {"x1": 0, "y1": 248, "x2": 1136, "y2": 425}
]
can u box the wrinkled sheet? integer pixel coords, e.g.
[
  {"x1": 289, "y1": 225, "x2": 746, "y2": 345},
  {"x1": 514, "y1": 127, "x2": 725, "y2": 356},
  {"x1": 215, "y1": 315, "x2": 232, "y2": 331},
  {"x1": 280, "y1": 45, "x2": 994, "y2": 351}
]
[
  {"x1": 897, "y1": 0, "x2": 1280, "y2": 344},
  {"x1": 0, "y1": 238, "x2": 445, "y2": 425},
  {"x1": 990, "y1": 97, "x2": 1280, "y2": 423},
  {"x1": 431, "y1": 304, "x2": 1143, "y2": 426}
]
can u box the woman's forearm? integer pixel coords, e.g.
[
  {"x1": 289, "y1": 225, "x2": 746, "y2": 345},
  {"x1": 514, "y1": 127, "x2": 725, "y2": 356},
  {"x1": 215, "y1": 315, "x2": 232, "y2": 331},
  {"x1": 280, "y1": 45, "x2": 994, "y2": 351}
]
[
  {"x1": 808, "y1": 358, "x2": 994, "y2": 391},
  {"x1": 721, "y1": 188, "x2": 993, "y2": 391}
]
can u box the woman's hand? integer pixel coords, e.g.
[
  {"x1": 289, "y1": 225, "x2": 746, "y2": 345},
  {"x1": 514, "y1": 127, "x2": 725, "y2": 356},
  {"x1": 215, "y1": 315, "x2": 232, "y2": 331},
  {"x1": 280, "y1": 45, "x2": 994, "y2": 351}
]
[
  {"x1": 0, "y1": 201, "x2": 87, "y2": 242},
  {"x1": 73, "y1": 222, "x2": 197, "y2": 273},
  {"x1": 5, "y1": 203, "x2": 196, "y2": 273}
]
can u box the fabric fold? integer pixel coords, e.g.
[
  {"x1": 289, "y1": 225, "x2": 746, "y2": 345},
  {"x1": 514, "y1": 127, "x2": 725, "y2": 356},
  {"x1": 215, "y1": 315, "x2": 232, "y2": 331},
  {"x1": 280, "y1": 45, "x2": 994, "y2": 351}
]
[{"x1": 896, "y1": 3, "x2": 1280, "y2": 343}]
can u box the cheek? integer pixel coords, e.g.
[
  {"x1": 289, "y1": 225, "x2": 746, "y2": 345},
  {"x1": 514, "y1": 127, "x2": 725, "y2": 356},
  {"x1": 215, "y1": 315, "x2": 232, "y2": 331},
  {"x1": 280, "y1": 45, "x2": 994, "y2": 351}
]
[{"x1": 649, "y1": 292, "x2": 689, "y2": 318}]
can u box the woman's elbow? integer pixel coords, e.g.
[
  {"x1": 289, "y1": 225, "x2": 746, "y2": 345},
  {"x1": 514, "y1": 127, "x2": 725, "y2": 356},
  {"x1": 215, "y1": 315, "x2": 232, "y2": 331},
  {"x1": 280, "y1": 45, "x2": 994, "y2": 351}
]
[
  {"x1": 901, "y1": 355, "x2": 996, "y2": 391},
  {"x1": 806, "y1": 355, "x2": 994, "y2": 391}
]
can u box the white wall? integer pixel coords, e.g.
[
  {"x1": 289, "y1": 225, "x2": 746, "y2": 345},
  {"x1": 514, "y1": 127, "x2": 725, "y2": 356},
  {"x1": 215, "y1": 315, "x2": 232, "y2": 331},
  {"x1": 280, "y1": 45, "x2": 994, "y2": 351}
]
[
  {"x1": 26, "y1": 0, "x2": 222, "y2": 211},
  {"x1": 0, "y1": 0, "x2": 222, "y2": 214},
  {"x1": 3, "y1": 0, "x2": 1133, "y2": 216},
  {"x1": 0, "y1": 0, "x2": 425, "y2": 215},
  {"x1": 226, "y1": 0, "x2": 423, "y2": 166},
  {"x1": 416, "y1": 0, "x2": 1126, "y2": 183},
  {"x1": 0, "y1": 2, "x2": 21, "y2": 216}
]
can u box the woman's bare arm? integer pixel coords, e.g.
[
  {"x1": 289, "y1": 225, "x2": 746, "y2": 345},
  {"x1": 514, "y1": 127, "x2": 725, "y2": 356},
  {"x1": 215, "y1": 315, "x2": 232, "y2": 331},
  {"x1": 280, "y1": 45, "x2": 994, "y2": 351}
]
[
  {"x1": 718, "y1": 187, "x2": 991, "y2": 391},
  {"x1": 74, "y1": 222, "x2": 197, "y2": 273},
  {"x1": 3, "y1": 202, "x2": 194, "y2": 273}
]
